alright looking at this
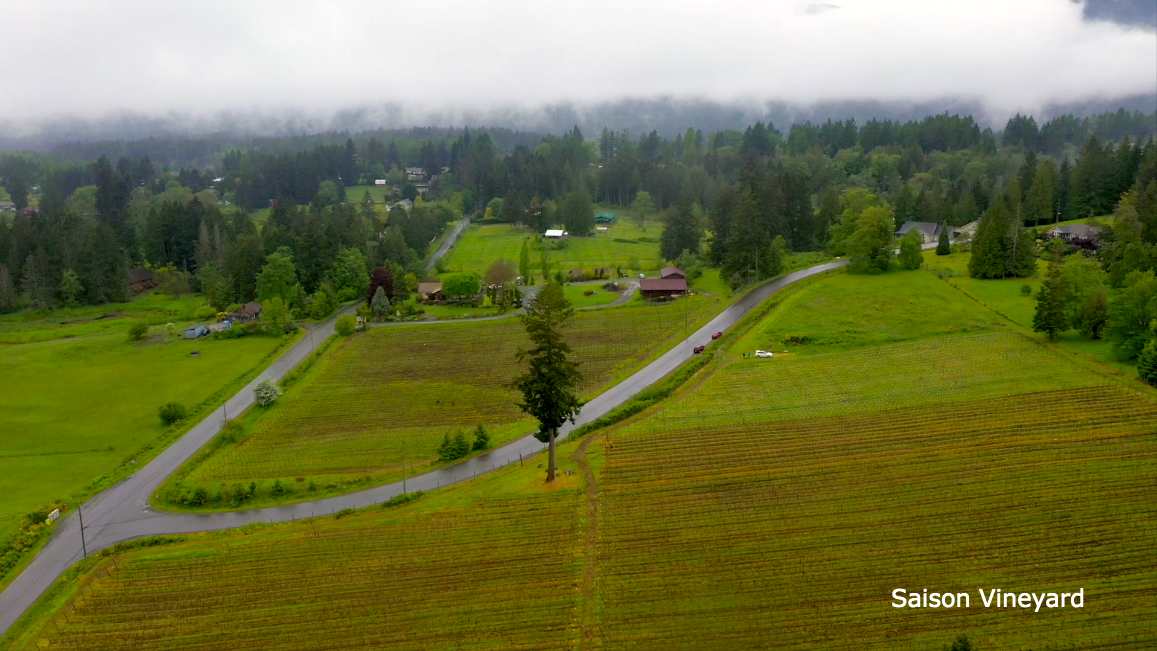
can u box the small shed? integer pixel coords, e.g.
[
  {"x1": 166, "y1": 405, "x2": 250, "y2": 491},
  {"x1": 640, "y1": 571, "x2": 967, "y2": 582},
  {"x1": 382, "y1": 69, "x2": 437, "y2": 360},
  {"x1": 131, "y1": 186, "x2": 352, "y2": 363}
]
[
  {"x1": 374, "y1": 179, "x2": 387, "y2": 186},
  {"x1": 596, "y1": 226, "x2": 609, "y2": 233},
  {"x1": 184, "y1": 324, "x2": 209, "y2": 339},
  {"x1": 660, "y1": 266, "x2": 686, "y2": 280},
  {"x1": 544, "y1": 229, "x2": 567, "y2": 239},
  {"x1": 417, "y1": 282, "x2": 444, "y2": 301},
  {"x1": 595, "y1": 211, "x2": 616, "y2": 223},
  {"x1": 639, "y1": 278, "x2": 688, "y2": 299},
  {"x1": 128, "y1": 268, "x2": 158, "y2": 294},
  {"x1": 568, "y1": 268, "x2": 585, "y2": 279}
]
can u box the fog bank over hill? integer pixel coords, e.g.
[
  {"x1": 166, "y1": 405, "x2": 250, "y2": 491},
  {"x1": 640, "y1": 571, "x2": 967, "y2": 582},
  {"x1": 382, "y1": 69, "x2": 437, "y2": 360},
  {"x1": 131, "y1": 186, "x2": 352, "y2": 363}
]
[
  {"x1": 0, "y1": 0, "x2": 1153, "y2": 148},
  {"x1": 2, "y1": 95, "x2": 1156, "y2": 152}
]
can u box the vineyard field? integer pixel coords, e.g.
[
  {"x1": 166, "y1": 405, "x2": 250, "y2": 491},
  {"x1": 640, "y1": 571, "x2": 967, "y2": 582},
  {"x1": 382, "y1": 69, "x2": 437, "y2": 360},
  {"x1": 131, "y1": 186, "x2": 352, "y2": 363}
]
[
  {"x1": 176, "y1": 296, "x2": 717, "y2": 503},
  {"x1": 6, "y1": 472, "x2": 585, "y2": 651},
  {"x1": 598, "y1": 384, "x2": 1157, "y2": 649}
]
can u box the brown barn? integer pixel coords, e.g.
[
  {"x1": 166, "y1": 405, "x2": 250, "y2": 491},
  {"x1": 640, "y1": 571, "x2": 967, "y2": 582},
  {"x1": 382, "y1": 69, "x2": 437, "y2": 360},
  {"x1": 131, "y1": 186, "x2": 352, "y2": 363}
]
[
  {"x1": 639, "y1": 278, "x2": 687, "y2": 299},
  {"x1": 417, "y1": 282, "x2": 444, "y2": 301},
  {"x1": 128, "y1": 268, "x2": 158, "y2": 294},
  {"x1": 659, "y1": 266, "x2": 686, "y2": 280}
]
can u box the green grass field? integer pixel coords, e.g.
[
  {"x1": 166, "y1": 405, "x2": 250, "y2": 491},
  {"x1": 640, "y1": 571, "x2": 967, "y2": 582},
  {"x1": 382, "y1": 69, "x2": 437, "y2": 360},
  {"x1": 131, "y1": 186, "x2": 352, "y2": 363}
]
[
  {"x1": 164, "y1": 296, "x2": 718, "y2": 508},
  {"x1": 926, "y1": 252, "x2": 1137, "y2": 378},
  {"x1": 0, "y1": 293, "x2": 208, "y2": 344},
  {"x1": 0, "y1": 324, "x2": 289, "y2": 543},
  {"x1": 731, "y1": 269, "x2": 1000, "y2": 355},
  {"x1": 439, "y1": 221, "x2": 662, "y2": 277},
  {"x1": 7, "y1": 264, "x2": 1156, "y2": 650}
]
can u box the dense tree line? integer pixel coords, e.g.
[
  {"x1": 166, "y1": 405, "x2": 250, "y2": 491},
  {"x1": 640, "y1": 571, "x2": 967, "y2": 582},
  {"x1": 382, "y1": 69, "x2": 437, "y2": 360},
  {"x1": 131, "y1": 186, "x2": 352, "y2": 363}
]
[{"x1": 1, "y1": 108, "x2": 1154, "y2": 315}]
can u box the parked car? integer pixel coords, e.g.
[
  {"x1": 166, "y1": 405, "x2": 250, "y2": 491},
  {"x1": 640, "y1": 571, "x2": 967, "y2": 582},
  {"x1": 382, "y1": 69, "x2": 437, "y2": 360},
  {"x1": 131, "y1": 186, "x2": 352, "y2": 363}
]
[
  {"x1": 711, "y1": 331, "x2": 722, "y2": 340},
  {"x1": 693, "y1": 345, "x2": 706, "y2": 354},
  {"x1": 754, "y1": 350, "x2": 773, "y2": 358}
]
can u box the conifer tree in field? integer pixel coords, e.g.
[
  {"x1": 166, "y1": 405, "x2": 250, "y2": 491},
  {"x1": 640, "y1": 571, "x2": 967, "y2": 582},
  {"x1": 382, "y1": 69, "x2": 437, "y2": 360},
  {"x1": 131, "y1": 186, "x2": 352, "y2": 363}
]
[
  {"x1": 511, "y1": 282, "x2": 582, "y2": 482},
  {"x1": 936, "y1": 224, "x2": 951, "y2": 255},
  {"x1": 1137, "y1": 337, "x2": 1157, "y2": 387},
  {"x1": 1033, "y1": 243, "x2": 1069, "y2": 340}
]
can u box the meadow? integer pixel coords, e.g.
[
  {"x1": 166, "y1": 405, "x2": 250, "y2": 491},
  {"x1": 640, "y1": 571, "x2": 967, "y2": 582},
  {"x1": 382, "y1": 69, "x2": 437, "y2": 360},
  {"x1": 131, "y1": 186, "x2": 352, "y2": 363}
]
[
  {"x1": 167, "y1": 295, "x2": 718, "y2": 506},
  {"x1": 731, "y1": 268, "x2": 999, "y2": 354},
  {"x1": 925, "y1": 252, "x2": 1137, "y2": 378},
  {"x1": 0, "y1": 293, "x2": 208, "y2": 344},
  {"x1": 7, "y1": 267, "x2": 1156, "y2": 650},
  {"x1": 439, "y1": 221, "x2": 662, "y2": 277},
  {"x1": 0, "y1": 316, "x2": 290, "y2": 544}
]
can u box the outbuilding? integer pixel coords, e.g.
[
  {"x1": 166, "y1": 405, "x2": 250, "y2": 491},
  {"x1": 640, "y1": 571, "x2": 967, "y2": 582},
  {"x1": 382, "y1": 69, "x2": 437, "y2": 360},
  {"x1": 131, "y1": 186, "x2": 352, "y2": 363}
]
[
  {"x1": 659, "y1": 266, "x2": 686, "y2": 280},
  {"x1": 544, "y1": 229, "x2": 567, "y2": 239},
  {"x1": 417, "y1": 282, "x2": 444, "y2": 301},
  {"x1": 639, "y1": 278, "x2": 688, "y2": 299},
  {"x1": 184, "y1": 324, "x2": 209, "y2": 339}
]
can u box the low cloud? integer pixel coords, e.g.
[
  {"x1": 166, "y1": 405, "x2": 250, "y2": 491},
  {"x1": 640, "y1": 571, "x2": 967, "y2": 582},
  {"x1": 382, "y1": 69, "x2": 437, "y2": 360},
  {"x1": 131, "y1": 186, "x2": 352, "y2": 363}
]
[{"x1": 0, "y1": 0, "x2": 1152, "y2": 127}]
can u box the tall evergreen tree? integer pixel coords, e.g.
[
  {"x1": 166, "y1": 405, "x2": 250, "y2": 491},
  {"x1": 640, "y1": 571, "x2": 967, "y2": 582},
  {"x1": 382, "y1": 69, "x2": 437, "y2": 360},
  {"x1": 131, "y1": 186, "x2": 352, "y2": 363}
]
[
  {"x1": 1033, "y1": 243, "x2": 1068, "y2": 340},
  {"x1": 511, "y1": 282, "x2": 583, "y2": 483},
  {"x1": 936, "y1": 224, "x2": 951, "y2": 255},
  {"x1": 1023, "y1": 159, "x2": 1058, "y2": 226}
]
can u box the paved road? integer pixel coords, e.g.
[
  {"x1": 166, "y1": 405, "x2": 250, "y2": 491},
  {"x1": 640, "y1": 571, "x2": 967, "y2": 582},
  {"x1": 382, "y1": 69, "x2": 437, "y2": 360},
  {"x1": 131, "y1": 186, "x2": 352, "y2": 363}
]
[
  {"x1": 0, "y1": 258, "x2": 848, "y2": 636},
  {"x1": 425, "y1": 216, "x2": 471, "y2": 271}
]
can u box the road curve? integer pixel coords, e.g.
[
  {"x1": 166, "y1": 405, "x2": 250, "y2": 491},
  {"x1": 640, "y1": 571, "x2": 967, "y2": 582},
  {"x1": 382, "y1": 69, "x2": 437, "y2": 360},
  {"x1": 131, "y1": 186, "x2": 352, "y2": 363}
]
[{"x1": 0, "y1": 258, "x2": 847, "y2": 636}]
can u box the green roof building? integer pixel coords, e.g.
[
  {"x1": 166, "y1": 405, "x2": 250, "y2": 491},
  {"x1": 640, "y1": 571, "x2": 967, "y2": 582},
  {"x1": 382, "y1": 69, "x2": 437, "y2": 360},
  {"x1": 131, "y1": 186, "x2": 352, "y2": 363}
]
[{"x1": 595, "y1": 211, "x2": 616, "y2": 223}]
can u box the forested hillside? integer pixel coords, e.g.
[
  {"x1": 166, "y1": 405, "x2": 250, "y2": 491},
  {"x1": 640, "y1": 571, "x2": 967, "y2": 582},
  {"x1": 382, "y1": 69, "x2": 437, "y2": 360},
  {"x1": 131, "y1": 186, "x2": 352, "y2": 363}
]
[{"x1": 0, "y1": 108, "x2": 1153, "y2": 318}]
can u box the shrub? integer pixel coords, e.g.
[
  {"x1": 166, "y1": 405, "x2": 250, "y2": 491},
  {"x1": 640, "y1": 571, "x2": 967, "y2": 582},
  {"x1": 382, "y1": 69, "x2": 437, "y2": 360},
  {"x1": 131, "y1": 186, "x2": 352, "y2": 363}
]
[
  {"x1": 437, "y1": 431, "x2": 472, "y2": 462},
  {"x1": 194, "y1": 306, "x2": 216, "y2": 320},
  {"x1": 127, "y1": 320, "x2": 149, "y2": 342},
  {"x1": 472, "y1": 424, "x2": 490, "y2": 451},
  {"x1": 782, "y1": 334, "x2": 811, "y2": 345},
  {"x1": 382, "y1": 491, "x2": 424, "y2": 508},
  {"x1": 158, "y1": 402, "x2": 187, "y2": 426},
  {"x1": 254, "y1": 379, "x2": 283, "y2": 407},
  {"x1": 1138, "y1": 338, "x2": 1157, "y2": 387},
  {"x1": 219, "y1": 421, "x2": 244, "y2": 444},
  {"x1": 1020, "y1": 284, "x2": 1032, "y2": 295},
  {"x1": 335, "y1": 314, "x2": 356, "y2": 336},
  {"x1": 271, "y1": 479, "x2": 290, "y2": 496}
]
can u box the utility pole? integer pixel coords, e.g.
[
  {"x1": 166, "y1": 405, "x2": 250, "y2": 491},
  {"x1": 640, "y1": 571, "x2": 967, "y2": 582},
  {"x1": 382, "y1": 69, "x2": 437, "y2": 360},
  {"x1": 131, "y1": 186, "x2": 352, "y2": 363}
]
[{"x1": 77, "y1": 503, "x2": 87, "y2": 559}]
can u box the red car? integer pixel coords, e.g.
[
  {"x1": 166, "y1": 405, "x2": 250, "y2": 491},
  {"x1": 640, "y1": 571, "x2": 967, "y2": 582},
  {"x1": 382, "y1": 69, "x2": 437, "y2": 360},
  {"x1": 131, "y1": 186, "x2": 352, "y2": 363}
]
[
  {"x1": 693, "y1": 345, "x2": 706, "y2": 354},
  {"x1": 711, "y1": 331, "x2": 723, "y2": 340}
]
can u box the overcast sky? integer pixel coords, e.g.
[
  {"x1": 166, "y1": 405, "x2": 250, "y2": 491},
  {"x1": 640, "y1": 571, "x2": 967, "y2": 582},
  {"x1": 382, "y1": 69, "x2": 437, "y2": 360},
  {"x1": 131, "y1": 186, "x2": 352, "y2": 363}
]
[{"x1": 1, "y1": 0, "x2": 1154, "y2": 124}]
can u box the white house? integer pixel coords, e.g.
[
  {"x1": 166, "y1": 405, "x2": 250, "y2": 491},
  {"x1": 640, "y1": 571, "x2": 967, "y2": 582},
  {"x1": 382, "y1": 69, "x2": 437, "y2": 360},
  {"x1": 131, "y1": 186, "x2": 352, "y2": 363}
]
[{"x1": 544, "y1": 229, "x2": 567, "y2": 239}]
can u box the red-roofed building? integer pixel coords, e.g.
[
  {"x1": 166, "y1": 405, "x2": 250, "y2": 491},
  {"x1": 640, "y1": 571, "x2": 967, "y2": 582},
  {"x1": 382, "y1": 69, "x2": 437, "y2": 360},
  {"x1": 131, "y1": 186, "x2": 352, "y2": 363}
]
[
  {"x1": 639, "y1": 277, "x2": 688, "y2": 299},
  {"x1": 659, "y1": 266, "x2": 686, "y2": 280}
]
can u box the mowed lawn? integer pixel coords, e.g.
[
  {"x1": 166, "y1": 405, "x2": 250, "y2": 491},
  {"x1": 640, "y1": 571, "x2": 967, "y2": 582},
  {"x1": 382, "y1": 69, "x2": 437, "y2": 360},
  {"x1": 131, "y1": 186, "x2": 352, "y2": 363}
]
[
  {"x1": 439, "y1": 221, "x2": 661, "y2": 277},
  {"x1": 0, "y1": 327, "x2": 287, "y2": 541},
  {"x1": 170, "y1": 296, "x2": 718, "y2": 507}
]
